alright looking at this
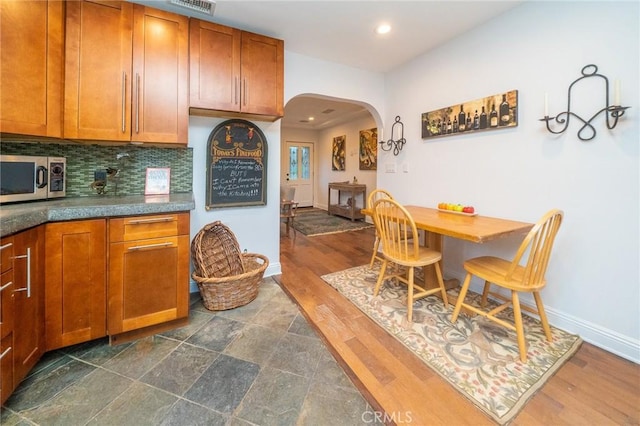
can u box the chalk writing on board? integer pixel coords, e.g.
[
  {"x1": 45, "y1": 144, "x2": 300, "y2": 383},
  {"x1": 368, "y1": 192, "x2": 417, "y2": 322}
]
[{"x1": 206, "y1": 120, "x2": 268, "y2": 209}]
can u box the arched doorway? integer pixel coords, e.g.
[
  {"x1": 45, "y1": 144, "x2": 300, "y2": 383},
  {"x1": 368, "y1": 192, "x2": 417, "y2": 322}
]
[{"x1": 281, "y1": 94, "x2": 381, "y2": 209}]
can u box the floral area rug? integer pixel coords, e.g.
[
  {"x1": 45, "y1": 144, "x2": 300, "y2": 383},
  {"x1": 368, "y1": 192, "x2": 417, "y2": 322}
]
[
  {"x1": 321, "y1": 264, "x2": 583, "y2": 425},
  {"x1": 292, "y1": 208, "x2": 373, "y2": 236}
]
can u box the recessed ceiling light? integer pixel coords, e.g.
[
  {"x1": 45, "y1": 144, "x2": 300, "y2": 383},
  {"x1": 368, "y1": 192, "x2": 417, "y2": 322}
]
[
  {"x1": 308, "y1": 116, "x2": 315, "y2": 121},
  {"x1": 375, "y1": 24, "x2": 391, "y2": 35}
]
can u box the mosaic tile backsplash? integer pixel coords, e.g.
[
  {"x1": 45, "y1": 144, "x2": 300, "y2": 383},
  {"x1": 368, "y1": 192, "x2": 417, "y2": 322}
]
[{"x1": 0, "y1": 141, "x2": 193, "y2": 197}]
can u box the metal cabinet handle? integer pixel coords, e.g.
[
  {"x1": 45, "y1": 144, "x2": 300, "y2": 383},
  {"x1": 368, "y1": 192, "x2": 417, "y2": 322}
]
[
  {"x1": 0, "y1": 346, "x2": 11, "y2": 360},
  {"x1": 121, "y1": 72, "x2": 127, "y2": 133},
  {"x1": 0, "y1": 242, "x2": 13, "y2": 251},
  {"x1": 135, "y1": 73, "x2": 140, "y2": 134},
  {"x1": 0, "y1": 281, "x2": 12, "y2": 292},
  {"x1": 234, "y1": 76, "x2": 238, "y2": 105},
  {"x1": 12, "y1": 247, "x2": 31, "y2": 297},
  {"x1": 243, "y1": 78, "x2": 247, "y2": 106},
  {"x1": 128, "y1": 217, "x2": 174, "y2": 225},
  {"x1": 127, "y1": 242, "x2": 174, "y2": 251}
]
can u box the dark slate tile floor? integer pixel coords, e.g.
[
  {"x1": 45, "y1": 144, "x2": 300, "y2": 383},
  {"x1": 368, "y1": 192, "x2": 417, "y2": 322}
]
[{"x1": 1, "y1": 278, "x2": 382, "y2": 426}]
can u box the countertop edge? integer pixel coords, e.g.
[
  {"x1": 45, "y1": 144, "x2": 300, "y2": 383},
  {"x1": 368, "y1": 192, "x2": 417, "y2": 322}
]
[{"x1": 0, "y1": 193, "x2": 196, "y2": 237}]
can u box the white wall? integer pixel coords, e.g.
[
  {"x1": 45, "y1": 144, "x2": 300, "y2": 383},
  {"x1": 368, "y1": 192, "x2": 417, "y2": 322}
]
[
  {"x1": 378, "y1": 1, "x2": 639, "y2": 362},
  {"x1": 188, "y1": 115, "x2": 283, "y2": 280},
  {"x1": 316, "y1": 116, "x2": 377, "y2": 210},
  {"x1": 281, "y1": 115, "x2": 377, "y2": 212}
]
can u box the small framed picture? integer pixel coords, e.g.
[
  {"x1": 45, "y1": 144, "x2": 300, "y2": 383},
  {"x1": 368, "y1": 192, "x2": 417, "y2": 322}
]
[{"x1": 145, "y1": 167, "x2": 171, "y2": 195}]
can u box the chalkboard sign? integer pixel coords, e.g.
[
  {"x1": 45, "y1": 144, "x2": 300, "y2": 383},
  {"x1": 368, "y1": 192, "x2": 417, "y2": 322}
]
[{"x1": 206, "y1": 119, "x2": 268, "y2": 209}]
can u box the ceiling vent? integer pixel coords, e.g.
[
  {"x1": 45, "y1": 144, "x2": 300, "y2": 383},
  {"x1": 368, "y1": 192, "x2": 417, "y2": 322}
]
[
  {"x1": 169, "y1": 0, "x2": 215, "y2": 16},
  {"x1": 321, "y1": 108, "x2": 335, "y2": 114}
]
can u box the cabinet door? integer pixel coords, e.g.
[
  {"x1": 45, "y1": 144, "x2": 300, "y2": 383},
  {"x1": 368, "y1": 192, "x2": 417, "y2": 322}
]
[
  {"x1": 108, "y1": 235, "x2": 189, "y2": 334},
  {"x1": 0, "y1": 237, "x2": 15, "y2": 406},
  {"x1": 240, "y1": 31, "x2": 284, "y2": 117},
  {"x1": 0, "y1": 0, "x2": 63, "y2": 137},
  {"x1": 45, "y1": 220, "x2": 107, "y2": 351},
  {"x1": 0, "y1": 333, "x2": 14, "y2": 406},
  {"x1": 189, "y1": 19, "x2": 241, "y2": 113},
  {"x1": 131, "y1": 5, "x2": 188, "y2": 144},
  {"x1": 64, "y1": 0, "x2": 133, "y2": 141},
  {"x1": 12, "y1": 227, "x2": 45, "y2": 385}
]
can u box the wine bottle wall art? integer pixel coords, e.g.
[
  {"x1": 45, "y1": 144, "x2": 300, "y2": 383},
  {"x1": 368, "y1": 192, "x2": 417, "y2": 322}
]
[{"x1": 421, "y1": 90, "x2": 518, "y2": 139}]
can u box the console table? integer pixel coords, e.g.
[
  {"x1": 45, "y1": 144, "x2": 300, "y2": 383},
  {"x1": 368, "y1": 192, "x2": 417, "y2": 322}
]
[{"x1": 328, "y1": 182, "x2": 366, "y2": 221}]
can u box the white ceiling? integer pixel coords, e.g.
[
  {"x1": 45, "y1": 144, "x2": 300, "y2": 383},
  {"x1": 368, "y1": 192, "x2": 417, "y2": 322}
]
[{"x1": 132, "y1": 0, "x2": 524, "y2": 130}]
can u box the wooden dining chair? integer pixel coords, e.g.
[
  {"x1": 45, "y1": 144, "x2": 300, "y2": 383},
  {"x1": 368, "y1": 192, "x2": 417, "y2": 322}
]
[
  {"x1": 451, "y1": 209, "x2": 564, "y2": 362},
  {"x1": 372, "y1": 198, "x2": 448, "y2": 323},
  {"x1": 280, "y1": 200, "x2": 299, "y2": 237},
  {"x1": 367, "y1": 189, "x2": 394, "y2": 268}
]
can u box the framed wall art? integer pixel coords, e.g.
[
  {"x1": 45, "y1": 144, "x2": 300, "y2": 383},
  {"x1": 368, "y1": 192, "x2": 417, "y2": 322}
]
[
  {"x1": 332, "y1": 135, "x2": 346, "y2": 171},
  {"x1": 206, "y1": 119, "x2": 268, "y2": 209},
  {"x1": 421, "y1": 90, "x2": 518, "y2": 139},
  {"x1": 359, "y1": 127, "x2": 377, "y2": 170}
]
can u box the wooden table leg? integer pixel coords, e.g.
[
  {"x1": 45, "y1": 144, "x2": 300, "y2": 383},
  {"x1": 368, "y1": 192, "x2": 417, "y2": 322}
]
[{"x1": 421, "y1": 231, "x2": 459, "y2": 291}]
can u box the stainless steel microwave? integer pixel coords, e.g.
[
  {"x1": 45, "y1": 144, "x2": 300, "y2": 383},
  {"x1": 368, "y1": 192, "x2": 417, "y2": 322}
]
[{"x1": 0, "y1": 155, "x2": 66, "y2": 203}]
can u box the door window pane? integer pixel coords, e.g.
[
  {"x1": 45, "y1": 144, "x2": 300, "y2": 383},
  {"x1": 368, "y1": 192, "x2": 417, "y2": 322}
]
[
  {"x1": 301, "y1": 147, "x2": 310, "y2": 179},
  {"x1": 289, "y1": 147, "x2": 298, "y2": 180}
]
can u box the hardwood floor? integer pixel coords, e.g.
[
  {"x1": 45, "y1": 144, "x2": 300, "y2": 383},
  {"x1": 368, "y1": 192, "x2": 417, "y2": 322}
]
[{"x1": 276, "y1": 227, "x2": 640, "y2": 425}]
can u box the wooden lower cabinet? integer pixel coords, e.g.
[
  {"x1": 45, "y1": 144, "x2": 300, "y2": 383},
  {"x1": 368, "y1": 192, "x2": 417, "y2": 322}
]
[
  {"x1": 45, "y1": 219, "x2": 107, "y2": 351},
  {"x1": 1, "y1": 227, "x2": 45, "y2": 405},
  {"x1": 108, "y1": 213, "x2": 190, "y2": 340},
  {"x1": 1, "y1": 236, "x2": 15, "y2": 405},
  {"x1": 12, "y1": 227, "x2": 45, "y2": 385}
]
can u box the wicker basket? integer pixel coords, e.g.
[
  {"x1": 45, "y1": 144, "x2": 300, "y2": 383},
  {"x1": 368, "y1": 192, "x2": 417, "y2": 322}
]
[{"x1": 191, "y1": 221, "x2": 269, "y2": 311}]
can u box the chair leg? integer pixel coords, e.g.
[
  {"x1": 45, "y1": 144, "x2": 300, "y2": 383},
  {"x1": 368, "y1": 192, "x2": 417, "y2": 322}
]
[
  {"x1": 373, "y1": 259, "x2": 388, "y2": 296},
  {"x1": 451, "y1": 273, "x2": 472, "y2": 322},
  {"x1": 434, "y1": 261, "x2": 448, "y2": 307},
  {"x1": 407, "y1": 266, "x2": 415, "y2": 322},
  {"x1": 511, "y1": 291, "x2": 527, "y2": 363},
  {"x1": 481, "y1": 281, "x2": 491, "y2": 307},
  {"x1": 533, "y1": 291, "x2": 553, "y2": 342},
  {"x1": 369, "y1": 235, "x2": 380, "y2": 268}
]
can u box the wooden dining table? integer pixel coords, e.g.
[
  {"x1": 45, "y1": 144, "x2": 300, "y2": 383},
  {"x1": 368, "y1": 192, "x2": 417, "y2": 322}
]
[{"x1": 361, "y1": 205, "x2": 534, "y2": 290}]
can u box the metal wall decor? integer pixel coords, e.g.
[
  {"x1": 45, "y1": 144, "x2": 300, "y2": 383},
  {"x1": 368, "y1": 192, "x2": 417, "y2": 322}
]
[
  {"x1": 422, "y1": 91, "x2": 518, "y2": 139},
  {"x1": 379, "y1": 116, "x2": 405, "y2": 156},
  {"x1": 539, "y1": 64, "x2": 630, "y2": 141}
]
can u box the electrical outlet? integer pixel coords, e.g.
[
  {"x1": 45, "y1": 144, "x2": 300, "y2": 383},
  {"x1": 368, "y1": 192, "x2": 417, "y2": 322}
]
[{"x1": 385, "y1": 163, "x2": 396, "y2": 173}]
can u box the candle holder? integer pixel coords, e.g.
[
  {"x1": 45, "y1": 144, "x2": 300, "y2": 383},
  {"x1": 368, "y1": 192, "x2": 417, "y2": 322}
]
[
  {"x1": 379, "y1": 116, "x2": 406, "y2": 156},
  {"x1": 539, "y1": 64, "x2": 630, "y2": 141}
]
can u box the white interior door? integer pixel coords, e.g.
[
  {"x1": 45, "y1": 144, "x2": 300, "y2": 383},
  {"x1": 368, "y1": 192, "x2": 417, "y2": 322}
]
[{"x1": 282, "y1": 141, "x2": 313, "y2": 207}]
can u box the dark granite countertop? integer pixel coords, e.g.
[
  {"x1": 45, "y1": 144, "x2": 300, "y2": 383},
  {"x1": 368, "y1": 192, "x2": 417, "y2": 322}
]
[{"x1": 0, "y1": 193, "x2": 195, "y2": 237}]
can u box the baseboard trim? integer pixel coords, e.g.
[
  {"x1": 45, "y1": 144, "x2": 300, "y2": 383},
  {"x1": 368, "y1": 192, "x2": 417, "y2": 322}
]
[{"x1": 458, "y1": 273, "x2": 640, "y2": 364}]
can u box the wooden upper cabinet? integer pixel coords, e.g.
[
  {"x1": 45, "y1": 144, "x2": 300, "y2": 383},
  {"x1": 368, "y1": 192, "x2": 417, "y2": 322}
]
[
  {"x1": 189, "y1": 19, "x2": 284, "y2": 120},
  {"x1": 189, "y1": 21, "x2": 240, "y2": 113},
  {"x1": 64, "y1": 0, "x2": 133, "y2": 141},
  {"x1": 0, "y1": 0, "x2": 63, "y2": 138},
  {"x1": 240, "y1": 31, "x2": 284, "y2": 118},
  {"x1": 131, "y1": 5, "x2": 189, "y2": 144},
  {"x1": 64, "y1": 1, "x2": 188, "y2": 144}
]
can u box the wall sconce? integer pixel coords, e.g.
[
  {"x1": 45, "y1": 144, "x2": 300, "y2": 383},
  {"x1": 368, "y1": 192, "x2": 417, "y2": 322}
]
[
  {"x1": 539, "y1": 64, "x2": 630, "y2": 141},
  {"x1": 379, "y1": 116, "x2": 406, "y2": 156}
]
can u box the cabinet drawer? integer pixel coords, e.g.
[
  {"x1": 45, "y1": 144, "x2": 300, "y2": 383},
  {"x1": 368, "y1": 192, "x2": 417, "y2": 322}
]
[
  {"x1": 0, "y1": 238, "x2": 13, "y2": 274},
  {"x1": 109, "y1": 213, "x2": 189, "y2": 242}
]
